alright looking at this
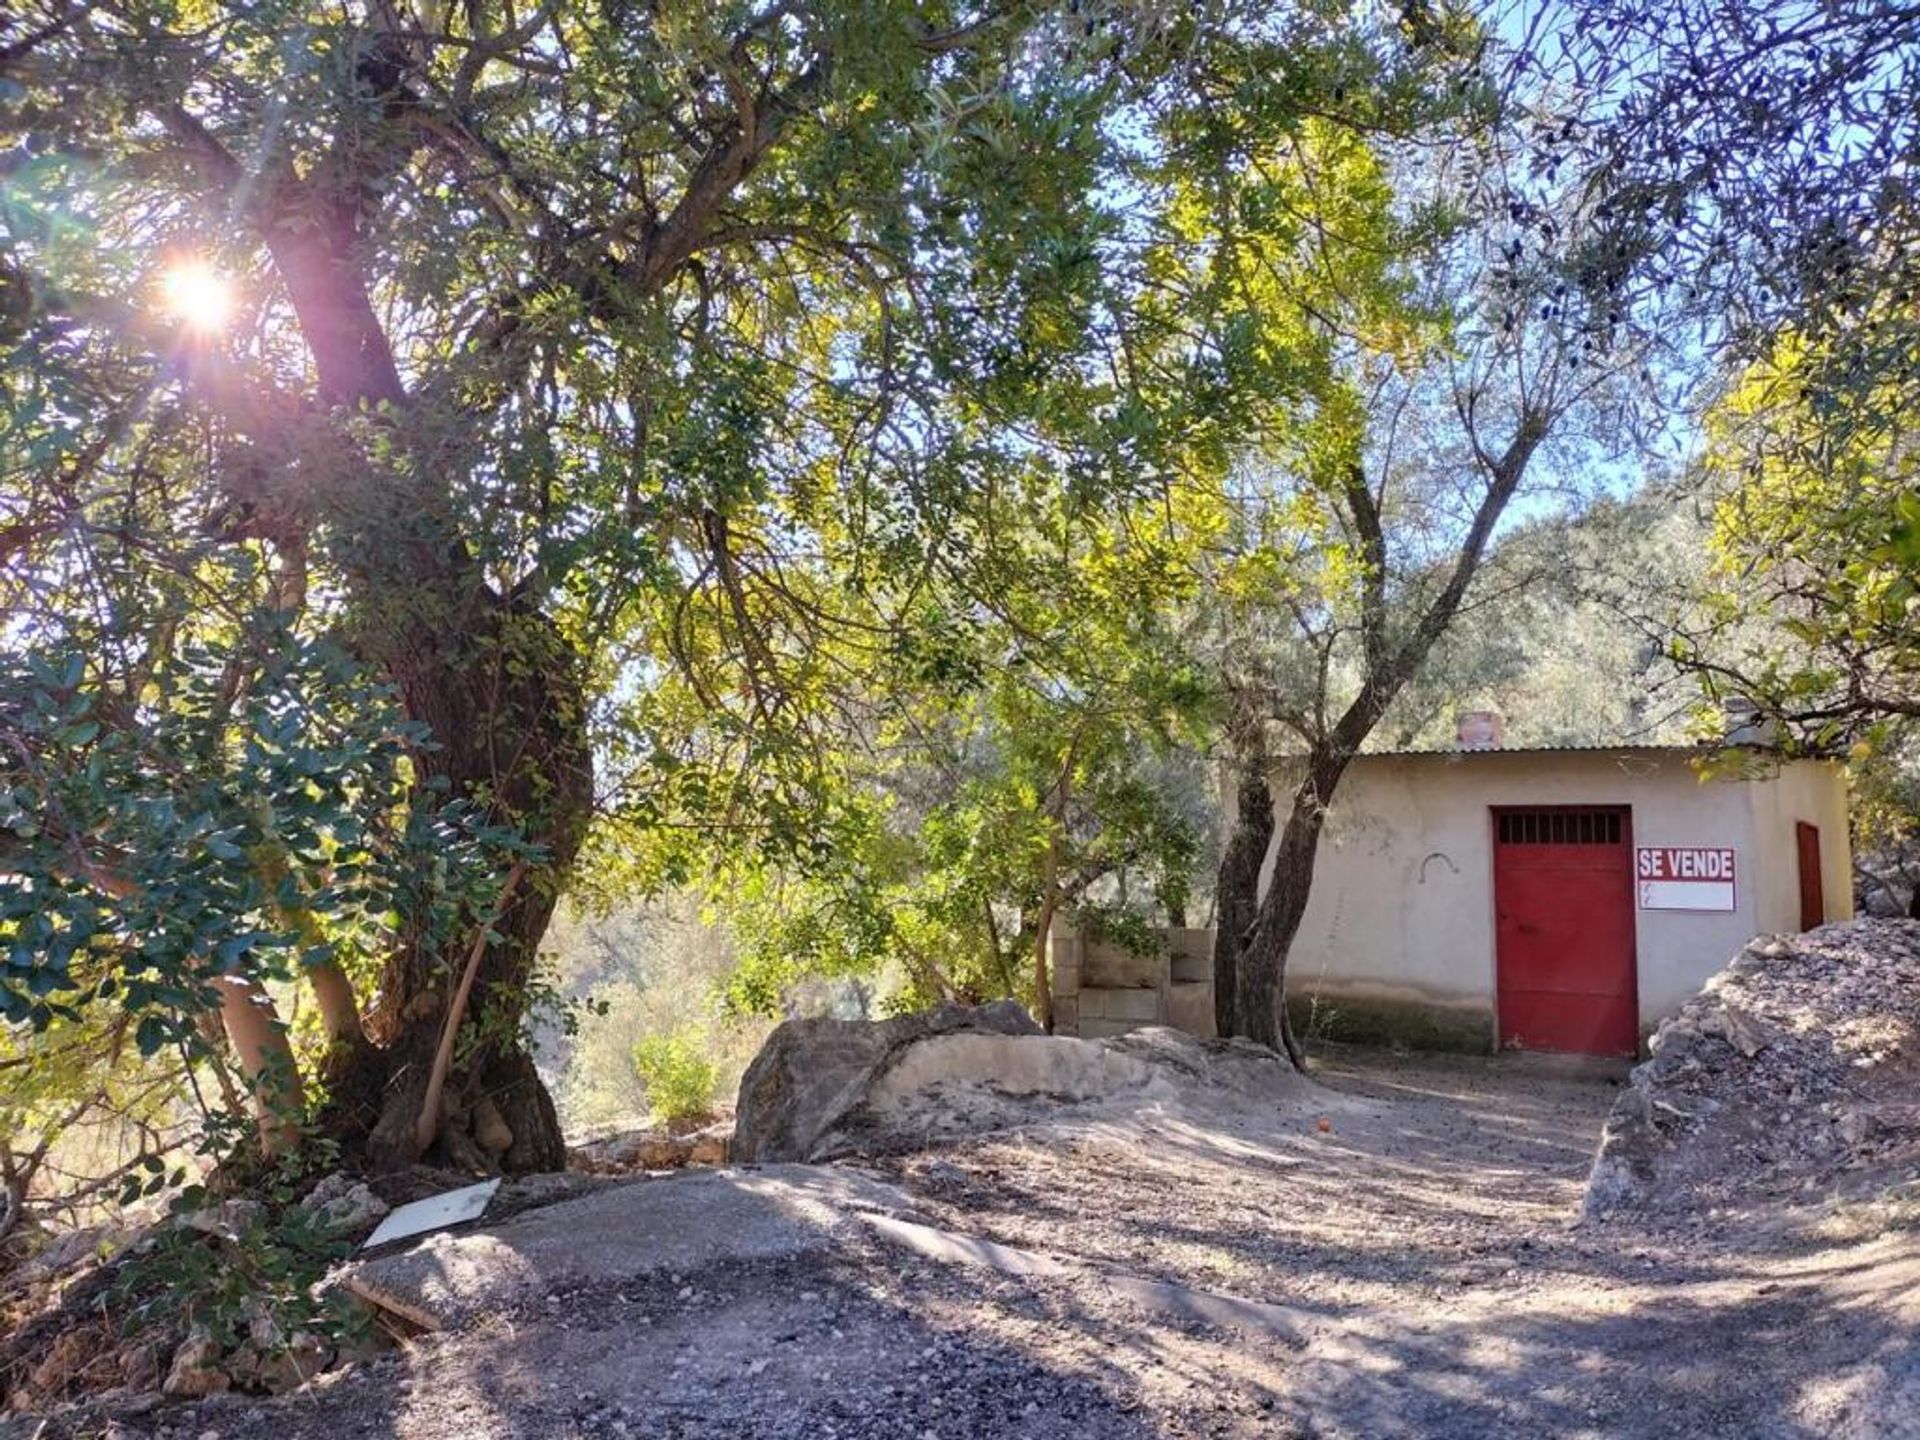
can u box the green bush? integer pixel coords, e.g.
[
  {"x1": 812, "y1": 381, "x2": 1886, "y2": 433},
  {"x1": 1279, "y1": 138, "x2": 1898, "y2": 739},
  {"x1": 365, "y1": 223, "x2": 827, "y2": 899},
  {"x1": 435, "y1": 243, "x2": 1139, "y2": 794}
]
[{"x1": 630, "y1": 1029, "x2": 719, "y2": 1127}]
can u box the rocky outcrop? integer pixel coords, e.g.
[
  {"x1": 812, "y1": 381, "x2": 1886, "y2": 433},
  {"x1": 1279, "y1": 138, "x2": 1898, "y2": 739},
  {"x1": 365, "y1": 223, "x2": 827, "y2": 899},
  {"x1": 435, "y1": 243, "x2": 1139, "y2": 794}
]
[
  {"x1": 733, "y1": 1001, "x2": 1054, "y2": 1162},
  {"x1": 1584, "y1": 919, "x2": 1920, "y2": 1223},
  {"x1": 731, "y1": 1002, "x2": 1302, "y2": 1163},
  {"x1": 570, "y1": 1121, "x2": 731, "y2": 1174}
]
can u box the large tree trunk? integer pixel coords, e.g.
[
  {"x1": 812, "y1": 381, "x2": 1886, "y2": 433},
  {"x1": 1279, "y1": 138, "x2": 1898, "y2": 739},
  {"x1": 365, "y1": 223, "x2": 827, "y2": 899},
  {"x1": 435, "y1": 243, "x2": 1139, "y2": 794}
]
[
  {"x1": 157, "y1": 79, "x2": 607, "y2": 1173},
  {"x1": 1211, "y1": 744, "x2": 1273, "y2": 1037},
  {"x1": 326, "y1": 584, "x2": 592, "y2": 1174}
]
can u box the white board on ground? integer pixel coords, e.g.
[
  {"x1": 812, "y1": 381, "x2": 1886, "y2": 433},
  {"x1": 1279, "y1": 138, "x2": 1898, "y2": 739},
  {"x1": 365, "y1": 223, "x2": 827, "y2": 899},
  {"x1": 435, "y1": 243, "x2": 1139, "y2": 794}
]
[{"x1": 362, "y1": 1178, "x2": 501, "y2": 1251}]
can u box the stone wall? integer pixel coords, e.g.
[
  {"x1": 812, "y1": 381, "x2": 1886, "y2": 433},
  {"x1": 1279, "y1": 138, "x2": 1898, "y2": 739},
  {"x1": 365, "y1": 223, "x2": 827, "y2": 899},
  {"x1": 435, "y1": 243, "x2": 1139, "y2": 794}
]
[
  {"x1": 1049, "y1": 923, "x2": 1215, "y2": 1040},
  {"x1": 1051, "y1": 920, "x2": 1490, "y2": 1051}
]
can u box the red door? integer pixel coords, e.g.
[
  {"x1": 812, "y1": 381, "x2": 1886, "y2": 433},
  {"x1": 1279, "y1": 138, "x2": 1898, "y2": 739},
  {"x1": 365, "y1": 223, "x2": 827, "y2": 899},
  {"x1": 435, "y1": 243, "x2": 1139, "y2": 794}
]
[
  {"x1": 1796, "y1": 822, "x2": 1824, "y2": 930},
  {"x1": 1494, "y1": 807, "x2": 1638, "y2": 1057}
]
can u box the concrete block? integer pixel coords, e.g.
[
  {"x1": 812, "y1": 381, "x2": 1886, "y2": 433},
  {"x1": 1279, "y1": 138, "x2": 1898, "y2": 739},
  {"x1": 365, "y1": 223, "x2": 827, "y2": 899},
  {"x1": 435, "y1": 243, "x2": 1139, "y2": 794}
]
[
  {"x1": 1100, "y1": 987, "x2": 1162, "y2": 1023},
  {"x1": 1082, "y1": 942, "x2": 1164, "y2": 990},
  {"x1": 1164, "y1": 981, "x2": 1216, "y2": 1038},
  {"x1": 1052, "y1": 996, "x2": 1079, "y2": 1035},
  {"x1": 1163, "y1": 927, "x2": 1213, "y2": 959},
  {"x1": 1169, "y1": 950, "x2": 1210, "y2": 985}
]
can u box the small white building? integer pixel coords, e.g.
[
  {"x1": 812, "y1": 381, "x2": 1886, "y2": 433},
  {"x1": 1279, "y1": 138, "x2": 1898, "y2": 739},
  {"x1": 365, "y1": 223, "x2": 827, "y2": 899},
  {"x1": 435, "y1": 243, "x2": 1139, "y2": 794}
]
[
  {"x1": 1053, "y1": 736, "x2": 1851, "y2": 1058},
  {"x1": 1274, "y1": 743, "x2": 1850, "y2": 1056}
]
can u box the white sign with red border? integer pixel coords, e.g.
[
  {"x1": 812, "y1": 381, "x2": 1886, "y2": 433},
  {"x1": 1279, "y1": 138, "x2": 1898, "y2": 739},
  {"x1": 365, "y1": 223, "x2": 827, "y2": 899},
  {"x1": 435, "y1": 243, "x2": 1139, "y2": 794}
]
[{"x1": 1637, "y1": 846, "x2": 1737, "y2": 912}]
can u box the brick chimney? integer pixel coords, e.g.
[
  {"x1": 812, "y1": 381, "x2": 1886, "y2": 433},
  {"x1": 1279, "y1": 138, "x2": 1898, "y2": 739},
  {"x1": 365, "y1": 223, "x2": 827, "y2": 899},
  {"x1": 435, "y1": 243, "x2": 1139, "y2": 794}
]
[{"x1": 1455, "y1": 709, "x2": 1505, "y2": 750}]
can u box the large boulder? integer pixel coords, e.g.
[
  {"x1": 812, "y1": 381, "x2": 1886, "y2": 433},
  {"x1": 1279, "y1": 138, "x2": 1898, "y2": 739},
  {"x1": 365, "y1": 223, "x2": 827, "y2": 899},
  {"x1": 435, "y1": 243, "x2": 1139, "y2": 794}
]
[
  {"x1": 1584, "y1": 919, "x2": 1920, "y2": 1224},
  {"x1": 733, "y1": 1001, "x2": 1048, "y2": 1162},
  {"x1": 733, "y1": 1002, "x2": 1311, "y2": 1163}
]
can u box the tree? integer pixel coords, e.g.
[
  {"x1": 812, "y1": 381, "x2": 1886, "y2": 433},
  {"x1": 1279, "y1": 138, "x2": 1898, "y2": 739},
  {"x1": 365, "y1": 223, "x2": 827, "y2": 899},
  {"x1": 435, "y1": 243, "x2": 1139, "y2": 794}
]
[
  {"x1": 1179, "y1": 53, "x2": 1646, "y2": 1060},
  {"x1": 1384, "y1": 483, "x2": 1711, "y2": 751},
  {"x1": 0, "y1": 595, "x2": 529, "y2": 1163},
  {"x1": 1667, "y1": 326, "x2": 1920, "y2": 918},
  {"x1": 612, "y1": 9, "x2": 1500, "y2": 1039},
  {"x1": 1680, "y1": 333, "x2": 1920, "y2": 744},
  {"x1": 1558, "y1": 3, "x2": 1920, "y2": 904},
  {"x1": 2, "y1": 1, "x2": 1462, "y2": 1172},
  {"x1": 707, "y1": 494, "x2": 1213, "y2": 1026},
  {"x1": 0, "y1": 0, "x2": 1231, "y2": 1172},
  {"x1": 1564, "y1": 0, "x2": 1920, "y2": 392}
]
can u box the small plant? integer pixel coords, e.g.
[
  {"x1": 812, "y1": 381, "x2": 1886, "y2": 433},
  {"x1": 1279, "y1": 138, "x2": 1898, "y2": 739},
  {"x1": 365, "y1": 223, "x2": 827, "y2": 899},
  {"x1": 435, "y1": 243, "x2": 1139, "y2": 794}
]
[
  {"x1": 631, "y1": 1029, "x2": 719, "y2": 1127},
  {"x1": 116, "y1": 1199, "x2": 361, "y2": 1349},
  {"x1": 1301, "y1": 994, "x2": 1342, "y2": 1044},
  {"x1": 110, "y1": 1137, "x2": 369, "y2": 1373}
]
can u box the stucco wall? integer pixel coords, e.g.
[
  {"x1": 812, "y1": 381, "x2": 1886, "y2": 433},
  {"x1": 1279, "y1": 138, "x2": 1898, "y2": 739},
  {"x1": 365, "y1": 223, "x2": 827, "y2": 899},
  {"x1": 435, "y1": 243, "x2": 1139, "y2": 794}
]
[
  {"x1": 1745, "y1": 757, "x2": 1853, "y2": 935},
  {"x1": 1262, "y1": 749, "x2": 1850, "y2": 1049}
]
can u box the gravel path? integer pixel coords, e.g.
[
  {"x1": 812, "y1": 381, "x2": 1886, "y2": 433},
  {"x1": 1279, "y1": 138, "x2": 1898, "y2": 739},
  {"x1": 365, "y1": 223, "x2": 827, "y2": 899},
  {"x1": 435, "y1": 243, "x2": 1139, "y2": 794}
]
[{"x1": 19, "y1": 1046, "x2": 1918, "y2": 1440}]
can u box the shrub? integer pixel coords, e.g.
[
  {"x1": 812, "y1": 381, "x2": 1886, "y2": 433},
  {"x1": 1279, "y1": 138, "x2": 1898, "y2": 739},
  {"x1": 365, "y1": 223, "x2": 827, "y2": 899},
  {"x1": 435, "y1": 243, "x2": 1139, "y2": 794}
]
[{"x1": 630, "y1": 1029, "x2": 719, "y2": 1127}]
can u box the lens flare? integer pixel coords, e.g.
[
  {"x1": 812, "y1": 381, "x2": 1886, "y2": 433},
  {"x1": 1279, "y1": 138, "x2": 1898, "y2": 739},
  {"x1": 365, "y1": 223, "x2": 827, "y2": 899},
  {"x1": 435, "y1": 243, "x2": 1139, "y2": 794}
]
[{"x1": 159, "y1": 259, "x2": 234, "y2": 333}]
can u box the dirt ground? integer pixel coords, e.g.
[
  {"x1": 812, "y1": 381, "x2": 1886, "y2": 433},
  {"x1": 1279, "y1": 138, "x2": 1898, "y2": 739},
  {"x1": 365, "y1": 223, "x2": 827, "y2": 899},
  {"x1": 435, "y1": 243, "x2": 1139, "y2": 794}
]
[{"x1": 15, "y1": 1045, "x2": 1919, "y2": 1440}]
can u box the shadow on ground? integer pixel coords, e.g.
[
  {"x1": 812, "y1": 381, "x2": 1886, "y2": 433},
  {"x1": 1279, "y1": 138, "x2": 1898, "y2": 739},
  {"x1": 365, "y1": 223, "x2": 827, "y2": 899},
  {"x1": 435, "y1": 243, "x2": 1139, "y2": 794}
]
[{"x1": 12, "y1": 1044, "x2": 1915, "y2": 1440}]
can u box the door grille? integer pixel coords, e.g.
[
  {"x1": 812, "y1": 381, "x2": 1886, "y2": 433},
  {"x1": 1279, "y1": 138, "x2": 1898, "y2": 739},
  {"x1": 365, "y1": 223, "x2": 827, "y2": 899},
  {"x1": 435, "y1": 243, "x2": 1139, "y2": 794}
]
[{"x1": 1497, "y1": 810, "x2": 1623, "y2": 846}]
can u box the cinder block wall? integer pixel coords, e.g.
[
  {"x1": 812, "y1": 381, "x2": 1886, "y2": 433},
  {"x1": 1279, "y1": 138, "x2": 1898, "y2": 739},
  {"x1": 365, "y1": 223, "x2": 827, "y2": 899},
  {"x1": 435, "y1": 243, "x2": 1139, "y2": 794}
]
[{"x1": 1049, "y1": 922, "x2": 1216, "y2": 1039}]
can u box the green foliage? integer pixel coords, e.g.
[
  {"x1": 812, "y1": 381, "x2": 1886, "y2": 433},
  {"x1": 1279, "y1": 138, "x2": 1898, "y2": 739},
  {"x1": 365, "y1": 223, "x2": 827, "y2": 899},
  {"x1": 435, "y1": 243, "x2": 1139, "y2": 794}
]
[
  {"x1": 1691, "y1": 331, "x2": 1920, "y2": 756},
  {"x1": 1072, "y1": 904, "x2": 1170, "y2": 961},
  {"x1": 540, "y1": 899, "x2": 766, "y2": 1134},
  {"x1": 1382, "y1": 486, "x2": 1710, "y2": 749},
  {"x1": 115, "y1": 1203, "x2": 364, "y2": 1359},
  {"x1": 96, "y1": 1136, "x2": 371, "y2": 1378},
  {"x1": 0, "y1": 1007, "x2": 190, "y2": 1228},
  {"x1": 0, "y1": 608, "x2": 533, "y2": 1036},
  {"x1": 631, "y1": 1029, "x2": 721, "y2": 1128},
  {"x1": 1567, "y1": 0, "x2": 1920, "y2": 408},
  {"x1": 706, "y1": 524, "x2": 1218, "y2": 1018},
  {"x1": 1558, "y1": 2, "x2": 1920, "y2": 838},
  {"x1": 574, "y1": 4, "x2": 1502, "y2": 1023},
  {"x1": 2, "y1": 0, "x2": 1497, "y2": 1032},
  {"x1": 0, "y1": 0, "x2": 1519, "y2": 1250}
]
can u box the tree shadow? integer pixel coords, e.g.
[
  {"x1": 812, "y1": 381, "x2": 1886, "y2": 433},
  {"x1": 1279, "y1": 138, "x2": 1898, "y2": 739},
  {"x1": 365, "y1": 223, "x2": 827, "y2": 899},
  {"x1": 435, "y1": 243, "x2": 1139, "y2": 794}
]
[{"x1": 26, "y1": 1045, "x2": 1917, "y2": 1440}]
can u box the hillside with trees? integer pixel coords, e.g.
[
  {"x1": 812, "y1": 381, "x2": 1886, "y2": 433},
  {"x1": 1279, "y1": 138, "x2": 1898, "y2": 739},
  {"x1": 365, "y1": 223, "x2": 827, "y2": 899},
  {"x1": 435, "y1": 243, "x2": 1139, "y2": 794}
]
[{"x1": 3, "y1": 0, "x2": 1919, "y2": 1429}]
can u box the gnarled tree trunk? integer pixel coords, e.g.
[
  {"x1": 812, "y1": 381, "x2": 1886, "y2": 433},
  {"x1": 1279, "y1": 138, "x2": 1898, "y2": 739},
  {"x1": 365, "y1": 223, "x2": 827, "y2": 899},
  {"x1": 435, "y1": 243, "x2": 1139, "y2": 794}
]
[
  {"x1": 1235, "y1": 755, "x2": 1347, "y2": 1068},
  {"x1": 327, "y1": 585, "x2": 592, "y2": 1174},
  {"x1": 1211, "y1": 737, "x2": 1273, "y2": 1038},
  {"x1": 1212, "y1": 425, "x2": 1547, "y2": 1067},
  {"x1": 141, "y1": 9, "x2": 899, "y2": 1173},
  {"x1": 214, "y1": 114, "x2": 599, "y2": 1173}
]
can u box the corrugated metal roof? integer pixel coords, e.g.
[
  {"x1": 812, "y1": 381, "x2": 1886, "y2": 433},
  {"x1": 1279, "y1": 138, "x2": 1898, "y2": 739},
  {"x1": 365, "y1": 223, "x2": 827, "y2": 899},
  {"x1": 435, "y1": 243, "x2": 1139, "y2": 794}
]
[{"x1": 1358, "y1": 741, "x2": 1727, "y2": 758}]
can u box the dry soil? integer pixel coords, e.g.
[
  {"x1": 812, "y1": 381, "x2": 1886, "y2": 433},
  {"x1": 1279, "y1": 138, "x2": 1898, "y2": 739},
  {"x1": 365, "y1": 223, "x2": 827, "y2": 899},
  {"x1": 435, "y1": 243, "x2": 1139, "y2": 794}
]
[{"x1": 14, "y1": 1045, "x2": 1918, "y2": 1440}]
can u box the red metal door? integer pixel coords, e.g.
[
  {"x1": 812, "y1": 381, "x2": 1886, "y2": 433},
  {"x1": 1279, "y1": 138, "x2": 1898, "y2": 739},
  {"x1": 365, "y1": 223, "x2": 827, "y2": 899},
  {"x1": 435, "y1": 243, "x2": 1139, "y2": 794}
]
[
  {"x1": 1494, "y1": 807, "x2": 1637, "y2": 1057},
  {"x1": 1796, "y1": 822, "x2": 1824, "y2": 930}
]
